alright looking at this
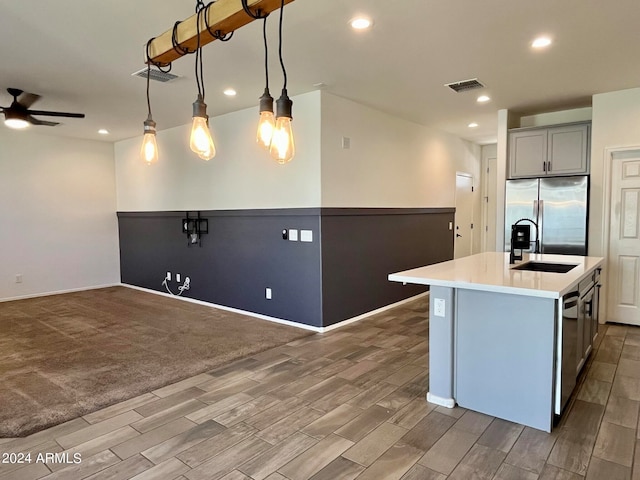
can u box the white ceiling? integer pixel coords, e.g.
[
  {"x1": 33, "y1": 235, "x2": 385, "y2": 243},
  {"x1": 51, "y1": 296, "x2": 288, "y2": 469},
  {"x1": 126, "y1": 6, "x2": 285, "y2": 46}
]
[{"x1": 0, "y1": 0, "x2": 638, "y2": 145}]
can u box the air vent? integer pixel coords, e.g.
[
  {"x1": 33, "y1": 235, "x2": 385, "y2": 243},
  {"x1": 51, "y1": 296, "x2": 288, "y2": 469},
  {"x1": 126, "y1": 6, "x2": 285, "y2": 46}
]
[
  {"x1": 131, "y1": 67, "x2": 180, "y2": 83},
  {"x1": 444, "y1": 78, "x2": 485, "y2": 93}
]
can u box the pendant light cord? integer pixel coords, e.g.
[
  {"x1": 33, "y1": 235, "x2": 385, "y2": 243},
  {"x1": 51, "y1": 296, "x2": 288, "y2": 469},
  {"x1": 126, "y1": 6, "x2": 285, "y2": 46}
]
[
  {"x1": 263, "y1": 16, "x2": 269, "y2": 90},
  {"x1": 195, "y1": 1, "x2": 205, "y2": 99},
  {"x1": 278, "y1": 0, "x2": 287, "y2": 89}
]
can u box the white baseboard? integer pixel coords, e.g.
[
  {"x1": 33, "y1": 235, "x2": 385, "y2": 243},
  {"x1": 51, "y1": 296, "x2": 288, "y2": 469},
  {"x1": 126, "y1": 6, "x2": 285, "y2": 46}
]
[
  {"x1": 0, "y1": 283, "x2": 121, "y2": 303},
  {"x1": 122, "y1": 283, "x2": 323, "y2": 332},
  {"x1": 122, "y1": 283, "x2": 428, "y2": 334},
  {"x1": 427, "y1": 392, "x2": 456, "y2": 408},
  {"x1": 319, "y1": 291, "x2": 429, "y2": 333}
]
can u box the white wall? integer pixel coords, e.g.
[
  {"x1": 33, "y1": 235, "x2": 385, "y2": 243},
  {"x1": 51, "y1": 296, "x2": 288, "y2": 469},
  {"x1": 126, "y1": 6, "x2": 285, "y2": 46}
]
[
  {"x1": 0, "y1": 128, "x2": 120, "y2": 300},
  {"x1": 320, "y1": 93, "x2": 481, "y2": 210},
  {"x1": 519, "y1": 107, "x2": 592, "y2": 128},
  {"x1": 590, "y1": 87, "x2": 640, "y2": 257},
  {"x1": 115, "y1": 91, "x2": 322, "y2": 211}
]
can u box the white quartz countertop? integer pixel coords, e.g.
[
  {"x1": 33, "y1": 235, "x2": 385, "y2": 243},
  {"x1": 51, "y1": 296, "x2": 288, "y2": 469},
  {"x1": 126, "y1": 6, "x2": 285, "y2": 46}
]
[{"x1": 388, "y1": 252, "x2": 604, "y2": 298}]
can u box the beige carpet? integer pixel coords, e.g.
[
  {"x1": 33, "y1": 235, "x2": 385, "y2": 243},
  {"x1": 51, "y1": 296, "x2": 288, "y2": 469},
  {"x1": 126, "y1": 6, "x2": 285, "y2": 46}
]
[{"x1": 0, "y1": 286, "x2": 313, "y2": 438}]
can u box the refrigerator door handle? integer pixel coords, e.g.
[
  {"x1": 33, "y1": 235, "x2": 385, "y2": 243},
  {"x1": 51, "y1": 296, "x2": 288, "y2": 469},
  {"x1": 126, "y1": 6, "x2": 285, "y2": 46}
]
[
  {"x1": 533, "y1": 200, "x2": 539, "y2": 219},
  {"x1": 539, "y1": 199, "x2": 544, "y2": 253}
]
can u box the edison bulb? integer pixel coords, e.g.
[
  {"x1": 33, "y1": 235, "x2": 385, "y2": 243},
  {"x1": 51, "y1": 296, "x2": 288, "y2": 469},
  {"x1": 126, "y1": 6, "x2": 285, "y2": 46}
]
[
  {"x1": 256, "y1": 111, "x2": 276, "y2": 149},
  {"x1": 269, "y1": 117, "x2": 295, "y2": 164},
  {"x1": 190, "y1": 116, "x2": 216, "y2": 161},
  {"x1": 140, "y1": 132, "x2": 159, "y2": 165}
]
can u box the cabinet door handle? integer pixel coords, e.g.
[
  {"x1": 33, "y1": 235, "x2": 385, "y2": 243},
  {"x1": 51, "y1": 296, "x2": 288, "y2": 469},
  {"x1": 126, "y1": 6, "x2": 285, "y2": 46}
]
[
  {"x1": 547, "y1": 161, "x2": 552, "y2": 172},
  {"x1": 543, "y1": 161, "x2": 547, "y2": 172}
]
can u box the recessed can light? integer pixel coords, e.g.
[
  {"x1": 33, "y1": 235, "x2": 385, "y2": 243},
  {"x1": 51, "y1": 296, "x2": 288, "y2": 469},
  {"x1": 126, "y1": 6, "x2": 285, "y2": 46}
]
[
  {"x1": 468, "y1": 122, "x2": 479, "y2": 128},
  {"x1": 223, "y1": 88, "x2": 237, "y2": 97},
  {"x1": 532, "y1": 36, "x2": 552, "y2": 48},
  {"x1": 477, "y1": 95, "x2": 491, "y2": 103},
  {"x1": 98, "y1": 129, "x2": 109, "y2": 135},
  {"x1": 350, "y1": 18, "x2": 372, "y2": 30}
]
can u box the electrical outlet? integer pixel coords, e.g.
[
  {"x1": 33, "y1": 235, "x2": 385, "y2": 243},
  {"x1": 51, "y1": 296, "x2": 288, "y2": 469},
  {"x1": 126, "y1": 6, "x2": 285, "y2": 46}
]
[
  {"x1": 434, "y1": 298, "x2": 446, "y2": 318},
  {"x1": 15, "y1": 274, "x2": 23, "y2": 284},
  {"x1": 266, "y1": 288, "x2": 272, "y2": 300},
  {"x1": 176, "y1": 273, "x2": 181, "y2": 282},
  {"x1": 288, "y1": 229, "x2": 298, "y2": 241},
  {"x1": 166, "y1": 272, "x2": 171, "y2": 281},
  {"x1": 448, "y1": 222, "x2": 453, "y2": 231}
]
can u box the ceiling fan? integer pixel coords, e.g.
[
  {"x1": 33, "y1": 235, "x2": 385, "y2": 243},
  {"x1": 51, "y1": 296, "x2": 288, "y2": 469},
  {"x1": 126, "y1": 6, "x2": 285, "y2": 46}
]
[{"x1": 0, "y1": 88, "x2": 85, "y2": 129}]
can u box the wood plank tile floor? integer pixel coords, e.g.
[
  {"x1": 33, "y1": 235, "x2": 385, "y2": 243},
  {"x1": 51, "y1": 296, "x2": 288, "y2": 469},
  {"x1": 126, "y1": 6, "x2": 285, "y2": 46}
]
[{"x1": 1, "y1": 295, "x2": 639, "y2": 480}]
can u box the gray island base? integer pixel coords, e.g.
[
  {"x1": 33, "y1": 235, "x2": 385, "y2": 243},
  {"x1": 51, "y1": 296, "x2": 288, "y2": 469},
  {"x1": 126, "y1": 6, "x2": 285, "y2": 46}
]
[{"x1": 389, "y1": 252, "x2": 604, "y2": 432}]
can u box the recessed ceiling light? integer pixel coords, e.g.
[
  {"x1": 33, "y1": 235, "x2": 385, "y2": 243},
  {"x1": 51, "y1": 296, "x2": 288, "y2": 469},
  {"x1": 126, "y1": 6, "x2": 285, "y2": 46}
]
[
  {"x1": 468, "y1": 122, "x2": 479, "y2": 128},
  {"x1": 350, "y1": 17, "x2": 372, "y2": 30},
  {"x1": 223, "y1": 88, "x2": 237, "y2": 97},
  {"x1": 477, "y1": 95, "x2": 491, "y2": 103},
  {"x1": 98, "y1": 129, "x2": 109, "y2": 135},
  {"x1": 531, "y1": 36, "x2": 552, "y2": 49}
]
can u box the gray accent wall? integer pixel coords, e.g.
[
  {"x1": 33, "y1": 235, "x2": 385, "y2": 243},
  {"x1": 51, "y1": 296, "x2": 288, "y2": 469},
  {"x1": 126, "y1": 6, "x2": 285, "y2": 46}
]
[
  {"x1": 320, "y1": 209, "x2": 455, "y2": 326},
  {"x1": 118, "y1": 208, "x2": 454, "y2": 328},
  {"x1": 118, "y1": 210, "x2": 323, "y2": 327}
]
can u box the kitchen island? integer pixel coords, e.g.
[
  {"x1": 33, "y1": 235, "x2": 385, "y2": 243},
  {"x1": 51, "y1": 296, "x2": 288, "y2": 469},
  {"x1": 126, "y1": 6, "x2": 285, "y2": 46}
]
[{"x1": 389, "y1": 252, "x2": 603, "y2": 432}]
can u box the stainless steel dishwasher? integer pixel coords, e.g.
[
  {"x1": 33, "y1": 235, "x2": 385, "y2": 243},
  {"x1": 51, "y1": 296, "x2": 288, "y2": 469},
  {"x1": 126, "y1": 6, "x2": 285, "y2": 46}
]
[{"x1": 558, "y1": 287, "x2": 579, "y2": 413}]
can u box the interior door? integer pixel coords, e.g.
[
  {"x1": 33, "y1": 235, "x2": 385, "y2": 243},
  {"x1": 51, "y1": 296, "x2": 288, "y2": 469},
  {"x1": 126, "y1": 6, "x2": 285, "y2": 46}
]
[
  {"x1": 455, "y1": 173, "x2": 474, "y2": 258},
  {"x1": 608, "y1": 153, "x2": 640, "y2": 325}
]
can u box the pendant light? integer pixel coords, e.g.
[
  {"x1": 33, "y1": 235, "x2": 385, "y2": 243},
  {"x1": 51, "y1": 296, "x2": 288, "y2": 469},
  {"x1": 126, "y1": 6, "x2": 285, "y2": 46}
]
[
  {"x1": 256, "y1": 15, "x2": 275, "y2": 149},
  {"x1": 189, "y1": 6, "x2": 216, "y2": 161},
  {"x1": 269, "y1": 0, "x2": 294, "y2": 164},
  {"x1": 140, "y1": 48, "x2": 159, "y2": 165}
]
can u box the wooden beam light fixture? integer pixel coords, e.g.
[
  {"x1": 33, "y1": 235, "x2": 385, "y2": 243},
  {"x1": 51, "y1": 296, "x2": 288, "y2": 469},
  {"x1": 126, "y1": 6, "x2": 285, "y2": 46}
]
[{"x1": 145, "y1": 0, "x2": 295, "y2": 67}]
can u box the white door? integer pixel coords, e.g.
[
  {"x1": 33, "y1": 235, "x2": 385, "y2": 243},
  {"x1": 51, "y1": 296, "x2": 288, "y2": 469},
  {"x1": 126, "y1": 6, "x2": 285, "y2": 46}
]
[
  {"x1": 455, "y1": 173, "x2": 474, "y2": 258},
  {"x1": 608, "y1": 153, "x2": 640, "y2": 326}
]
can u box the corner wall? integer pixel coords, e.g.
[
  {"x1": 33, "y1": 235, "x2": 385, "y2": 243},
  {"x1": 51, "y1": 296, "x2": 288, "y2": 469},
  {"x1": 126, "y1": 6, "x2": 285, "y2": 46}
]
[
  {"x1": 0, "y1": 128, "x2": 120, "y2": 300},
  {"x1": 320, "y1": 93, "x2": 481, "y2": 209},
  {"x1": 589, "y1": 87, "x2": 640, "y2": 257},
  {"x1": 115, "y1": 91, "x2": 322, "y2": 211}
]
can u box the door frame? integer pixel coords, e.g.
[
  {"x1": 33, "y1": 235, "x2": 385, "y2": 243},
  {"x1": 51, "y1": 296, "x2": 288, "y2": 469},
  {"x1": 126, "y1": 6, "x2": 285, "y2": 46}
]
[{"x1": 602, "y1": 145, "x2": 640, "y2": 324}]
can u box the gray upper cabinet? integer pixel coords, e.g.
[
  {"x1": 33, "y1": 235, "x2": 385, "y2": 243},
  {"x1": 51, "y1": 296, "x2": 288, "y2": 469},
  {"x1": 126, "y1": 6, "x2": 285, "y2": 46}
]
[{"x1": 509, "y1": 123, "x2": 590, "y2": 179}]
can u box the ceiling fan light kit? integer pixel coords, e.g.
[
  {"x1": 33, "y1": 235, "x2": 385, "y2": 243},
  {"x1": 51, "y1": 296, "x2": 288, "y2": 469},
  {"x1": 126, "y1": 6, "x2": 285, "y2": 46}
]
[
  {"x1": 0, "y1": 88, "x2": 85, "y2": 130},
  {"x1": 141, "y1": 0, "x2": 296, "y2": 165}
]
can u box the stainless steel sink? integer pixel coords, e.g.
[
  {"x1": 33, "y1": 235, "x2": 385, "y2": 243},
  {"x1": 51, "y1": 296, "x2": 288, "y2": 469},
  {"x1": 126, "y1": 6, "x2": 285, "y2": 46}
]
[{"x1": 511, "y1": 261, "x2": 578, "y2": 273}]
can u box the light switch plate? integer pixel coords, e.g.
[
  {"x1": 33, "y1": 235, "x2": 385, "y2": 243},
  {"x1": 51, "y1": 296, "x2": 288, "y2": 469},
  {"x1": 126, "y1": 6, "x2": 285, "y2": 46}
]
[
  {"x1": 434, "y1": 298, "x2": 446, "y2": 317},
  {"x1": 300, "y1": 230, "x2": 313, "y2": 242},
  {"x1": 266, "y1": 288, "x2": 272, "y2": 300},
  {"x1": 288, "y1": 229, "x2": 298, "y2": 241}
]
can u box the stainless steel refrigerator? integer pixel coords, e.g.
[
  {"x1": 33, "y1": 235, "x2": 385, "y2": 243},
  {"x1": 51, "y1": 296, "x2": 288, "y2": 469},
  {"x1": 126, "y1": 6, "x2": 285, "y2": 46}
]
[{"x1": 504, "y1": 175, "x2": 589, "y2": 255}]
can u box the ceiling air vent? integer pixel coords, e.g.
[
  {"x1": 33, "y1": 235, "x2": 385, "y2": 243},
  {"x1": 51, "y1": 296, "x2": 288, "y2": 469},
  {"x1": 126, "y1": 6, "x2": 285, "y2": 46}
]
[
  {"x1": 131, "y1": 67, "x2": 180, "y2": 83},
  {"x1": 445, "y1": 78, "x2": 485, "y2": 93}
]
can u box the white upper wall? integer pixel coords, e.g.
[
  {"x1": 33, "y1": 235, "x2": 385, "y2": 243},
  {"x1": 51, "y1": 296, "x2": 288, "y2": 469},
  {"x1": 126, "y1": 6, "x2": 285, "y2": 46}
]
[
  {"x1": 590, "y1": 87, "x2": 640, "y2": 257},
  {"x1": 320, "y1": 93, "x2": 481, "y2": 208},
  {"x1": 115, "y1": 91, "x2": 322, "y2": 211},
  {"x1": 0, "y1": 128, "x2": 120, "y2": 300}
]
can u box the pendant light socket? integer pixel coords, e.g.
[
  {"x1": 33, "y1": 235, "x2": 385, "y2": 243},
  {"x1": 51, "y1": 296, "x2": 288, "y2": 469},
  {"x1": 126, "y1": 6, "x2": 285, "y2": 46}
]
[
  {"x1": 275, "y1": 89, "x2": 292, "y2": 119},
  {"x1": 143, "y1": 114, "x2": 157, "y2": 134},
  {"x1": 259, "y1": 88, "x2": 274, "y2": 113},
  {"x1": 192, "y1": 94, "x2": 207, "y2": 118}
]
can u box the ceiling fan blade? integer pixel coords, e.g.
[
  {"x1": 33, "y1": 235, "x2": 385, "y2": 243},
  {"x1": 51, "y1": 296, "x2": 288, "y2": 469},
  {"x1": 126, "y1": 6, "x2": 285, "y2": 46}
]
[
  {"x1": 27, "y1": 116, "x2": 60, "y2": 127},
  {"x1": 19, "y1": 92, "x2": 41, "y2": 109},
  {"x1": 25, "y1": 110, "x2": 85, "y2": 119}
]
